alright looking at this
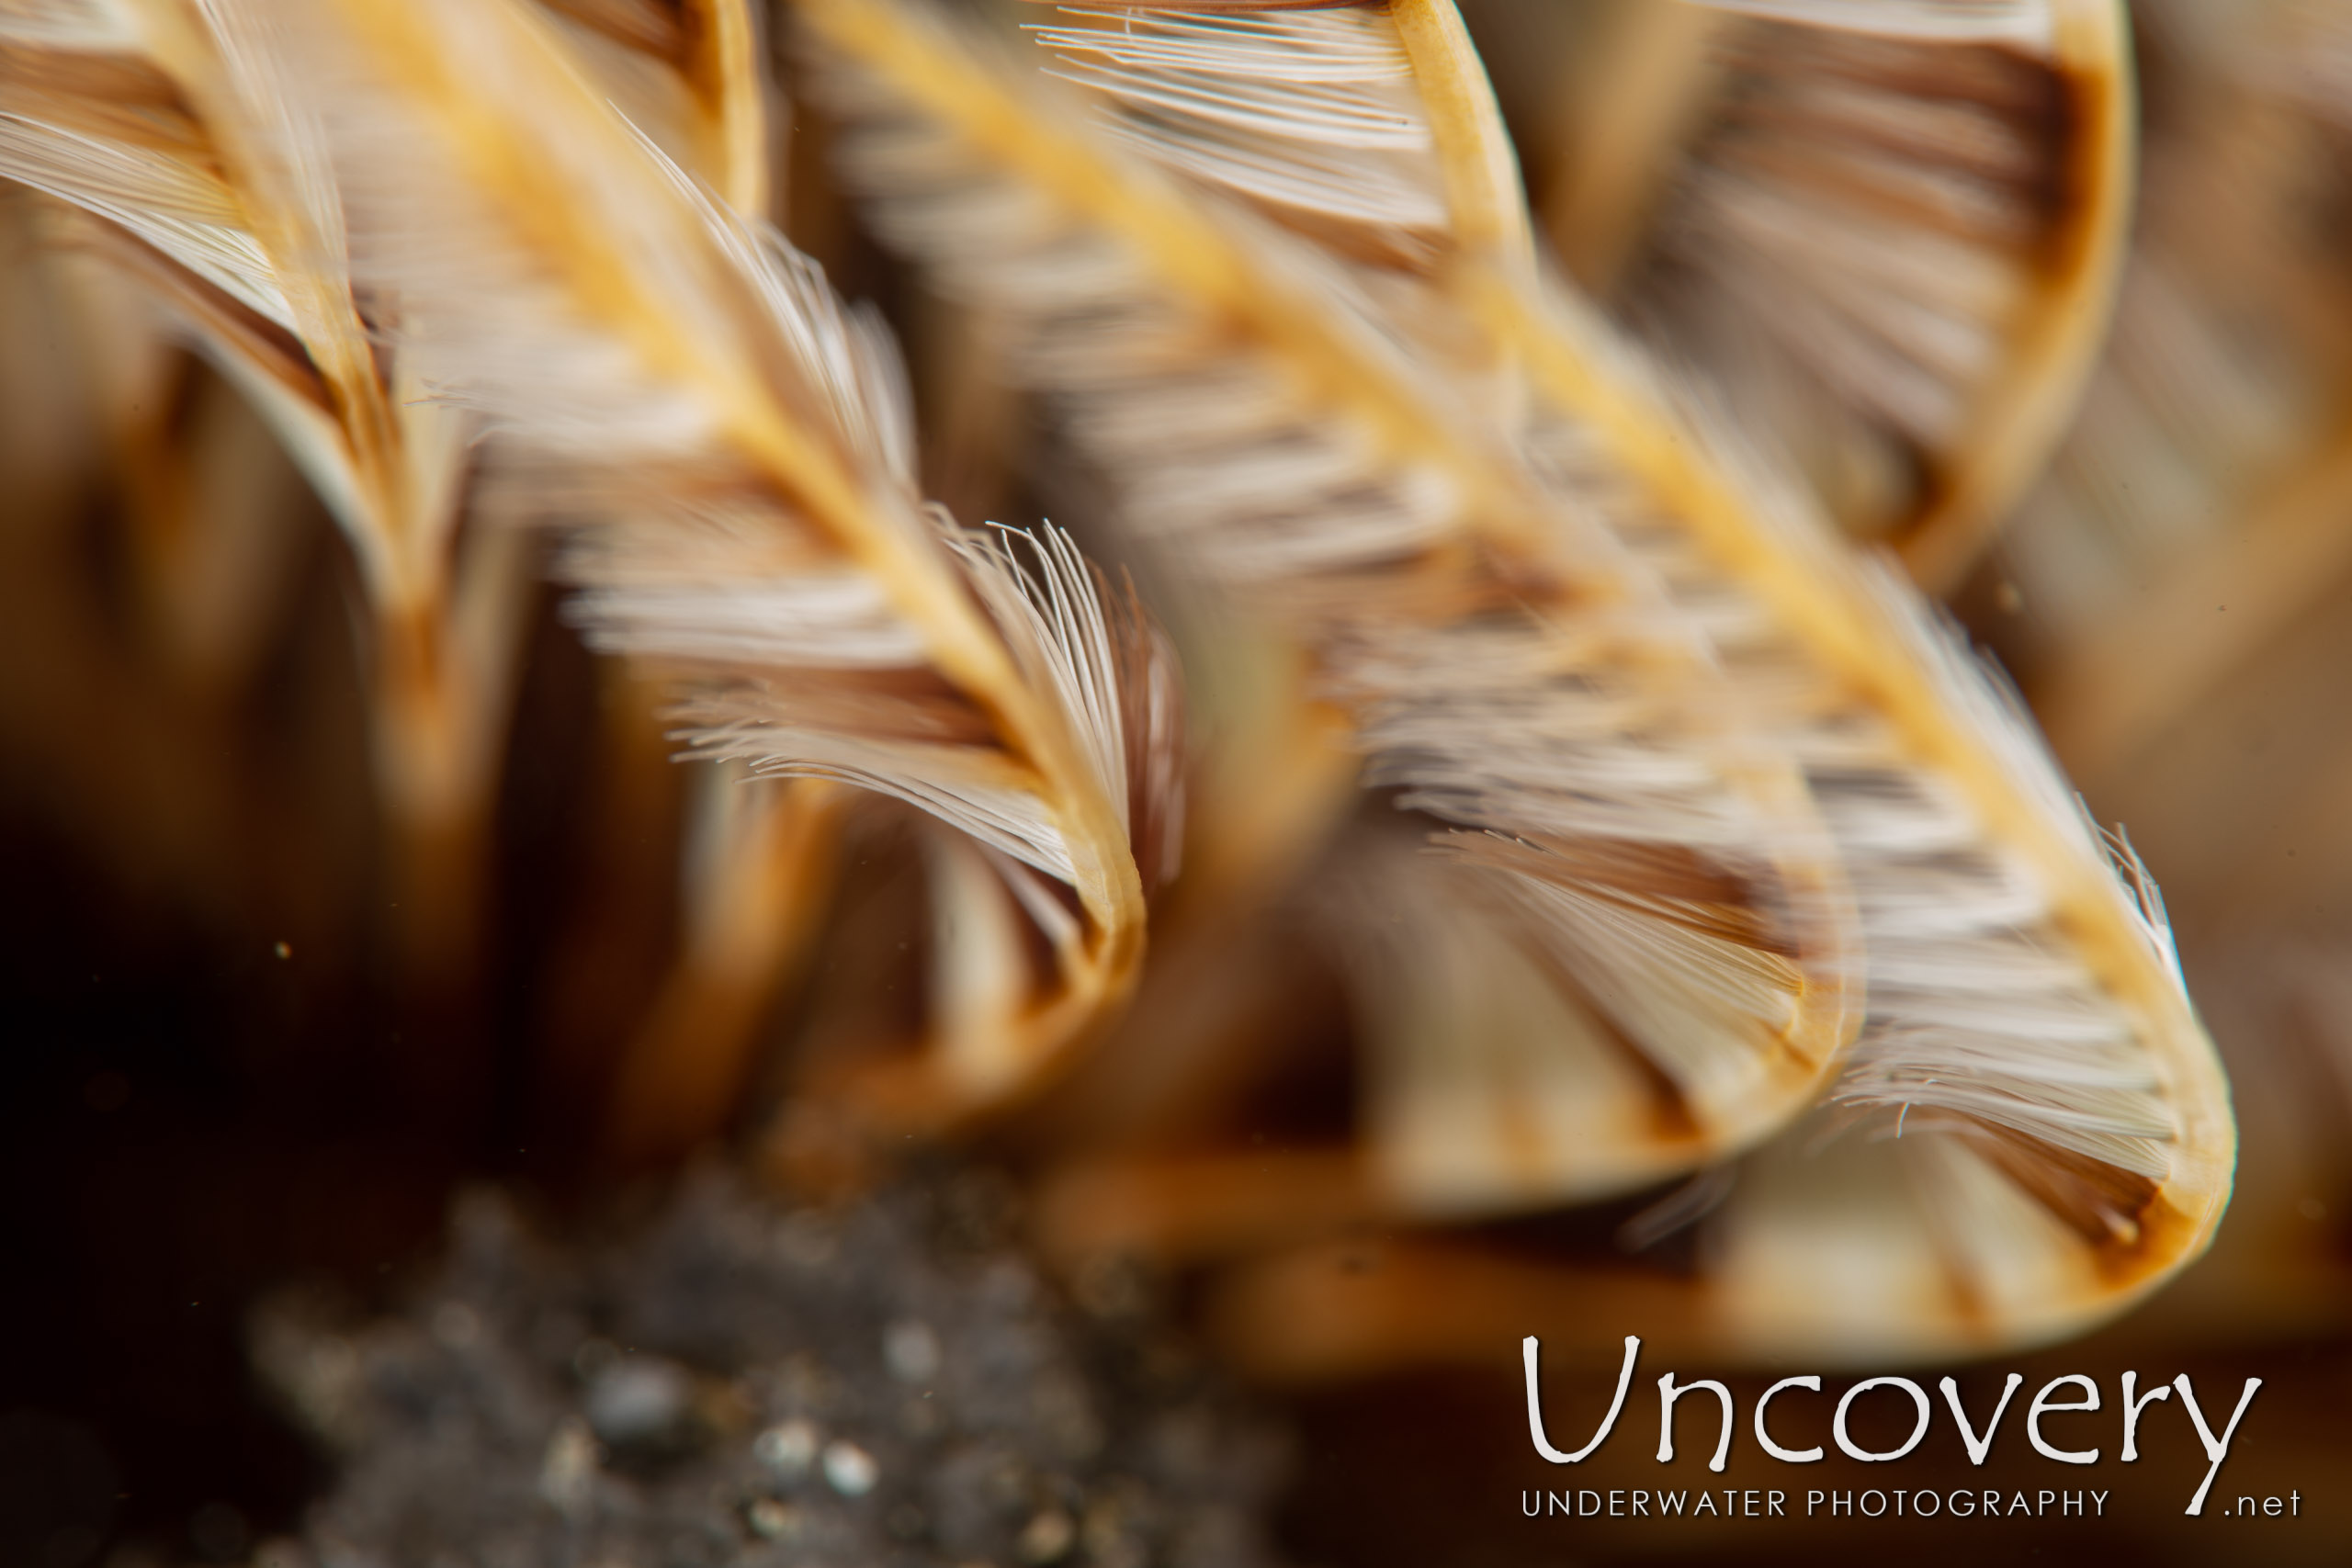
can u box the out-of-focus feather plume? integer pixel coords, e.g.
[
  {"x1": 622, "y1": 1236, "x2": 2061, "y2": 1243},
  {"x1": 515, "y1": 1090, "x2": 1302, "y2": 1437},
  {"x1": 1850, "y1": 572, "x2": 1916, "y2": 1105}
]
[
  {"x1": 0, "y1": 0, "x2": 526, "y2": 977},
  {"x1": 1539, "y1": 0, "x2": 2131, "y2": 587},
  {"x1": 1006, "y1": 0, "x2": 2228, "y2": 1362},
  {"x1": 799, "y1": 0, "x2": 1868, "y2": 1201},
  {"x1": 537, "y1": 0, "x2": 774, "y2": 214},
  {"x1": 2014, "y1": 0, "x2": 2352, "y2": 784},
  {"x1": 203, "y1": 0, "x2": 1174, "y2": 1122},
  {"x1": 1994, "y1": 0, "x2": 2352, "y2": 938}
]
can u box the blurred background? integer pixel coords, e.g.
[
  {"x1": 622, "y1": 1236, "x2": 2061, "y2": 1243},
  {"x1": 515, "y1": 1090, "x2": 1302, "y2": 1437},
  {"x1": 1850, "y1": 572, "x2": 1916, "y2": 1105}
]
[{"x1": 6, "y1": 0, "x2": 2352, "y2": 1563}]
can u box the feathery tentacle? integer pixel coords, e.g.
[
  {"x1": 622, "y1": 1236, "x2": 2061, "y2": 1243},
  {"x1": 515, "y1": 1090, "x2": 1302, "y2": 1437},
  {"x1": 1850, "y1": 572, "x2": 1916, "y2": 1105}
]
[
  {"x1": 1013, "y1": 0, "x2": 2226, "y2": 1359},
  {"x1": 803, "y1": 0, "x2": 1865, "y2": 1198},
  {"x1": 236, "y1": 0, "x2": 1170, "y2": 1121}
]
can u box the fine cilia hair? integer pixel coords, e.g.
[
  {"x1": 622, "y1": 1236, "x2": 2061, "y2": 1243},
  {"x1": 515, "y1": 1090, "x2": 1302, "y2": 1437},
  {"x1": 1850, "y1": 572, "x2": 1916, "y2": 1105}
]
[
  {"x1": 0, "y1": 0, "x2": 2233, "y2": 1372},
  {"x1": 816, "y1": 0, "x2": 2229, "y2": 1368}
]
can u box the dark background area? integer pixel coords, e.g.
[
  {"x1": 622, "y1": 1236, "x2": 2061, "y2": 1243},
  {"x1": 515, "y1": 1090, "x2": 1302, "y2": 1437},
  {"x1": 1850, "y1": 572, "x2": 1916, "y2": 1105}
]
[
  {"x1": 8, "y1": 5, "x2": 2352, "y2": 1564},
  {"x1": 6, "y1": 767, "x2": 2350, "y2": 1567}
]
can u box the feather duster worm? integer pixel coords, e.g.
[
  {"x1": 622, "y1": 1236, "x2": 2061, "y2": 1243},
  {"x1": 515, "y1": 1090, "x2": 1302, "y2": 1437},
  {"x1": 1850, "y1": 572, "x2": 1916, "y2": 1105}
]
[
  {"x1": 1974, "y1": 0, "x2": 2352, "y2": 1344},
  {"x1": 2009, "y1": 0, "x2": 2352, "y2": 819},
  {"x1": 989, "y1": 0, "x2": 2228, "y2": 1366},
  {"x1": 315, "y1": 0, "x2": 1187, "y2": 1127},
  {"x1": 1544, "y1": 0, "x2": 2133, "y2": 589},
  {"x1": 0, "y1": 0, "x2": 855, "y2": 1140},
  {"x1": 797, "y1": 0, "x2": 1869, "y2": 1213},
  {"x1": 0, "y1": 0, "x2": 528, "y2": 980},
  {"x1": 0, "y1": 0, "x2": 1186, "y2": 1131}
]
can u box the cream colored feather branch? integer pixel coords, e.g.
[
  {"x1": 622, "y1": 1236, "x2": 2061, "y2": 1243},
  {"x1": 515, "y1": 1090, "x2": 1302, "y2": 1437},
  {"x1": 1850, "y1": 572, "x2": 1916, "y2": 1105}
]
[
  {"x1": 0, "y1": 0, "x2": 458, "y2": 672},
  {"x1": 536, "y1": 0, "x2": 841, "y2": 1165},
  {"x1": 217, "y1": 0, "x2": 1171, "y2": 1123},
  {"x1": 2014, "y1": 4, "x2": 2352, "y2": 786},
  {"x1": 798, "y1": 0, "x2": 1866, "y2": 1200},
  {"x1": 1682, "y1": 0, "x2": 2057, "y2": 47},
  {"x1": 1544, "y1": 0, "x2": 2132, "y2": 586},
  {"x1": 0, "y1": 0, "x2": 136, "y2": 51},
  {"x1": 537, "y1": 0, "x2": 774, "y2": 214},
  {"x1": 0, "y1": 0, "x2": 527, "y2": 977},
  {"x1": 1035, "y1": 0, "x2": 2131, "y2": 585},
  {"x1": 1991, "y1": 1, "x2": 2352, "y2": 942},
  {"x1": 1011, "y1": 0, "x2": 2229, "y2": 1359}
]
